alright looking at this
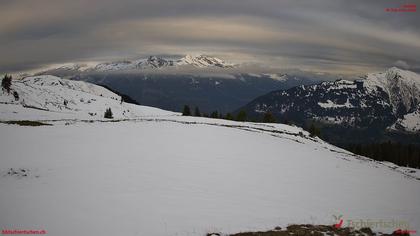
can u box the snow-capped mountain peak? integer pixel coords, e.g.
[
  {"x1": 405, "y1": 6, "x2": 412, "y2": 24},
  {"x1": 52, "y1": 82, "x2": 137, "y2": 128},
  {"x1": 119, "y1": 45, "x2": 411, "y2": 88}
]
[
  {"x1": 90, "y1": 56, "x2": 177, "y2": 72},
  {"x1": 364, "y1": 67, "x2": 420, "y2": 115},
  {"x1": 365, "y1": 67, "x2": 420, "y2": 92},
  {"x1": 55, "y1": 63, "x2": 84, "y2": 71},
  {"x1": 93, "y1": 60, "x2": 135, "y2": 72},
  {"x1": 38, "y1": 55, "x2": 235, "y2": 74},
  {"x1": 144, "y1": 56, "x2": 174, "y2": 68},
  {"x1": 177, "y1": 54, "x2": 235, "y2": 68}
]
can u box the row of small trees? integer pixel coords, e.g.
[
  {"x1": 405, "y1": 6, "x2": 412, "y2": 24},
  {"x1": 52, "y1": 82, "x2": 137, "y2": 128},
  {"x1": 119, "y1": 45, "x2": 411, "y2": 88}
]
[
  {"x1": 182, "y1": 105, "x2": 254, "y2": 122},
  {"x1": 181, "y1": 104, "x2": 322, "y2": 137},
  {"x1": 347, "y1": 142, "x2": 420, "y2": 169},
  {"x1": 182, "y1": 105, "x2": 279, "y2": 123},
  {"x1": 308, "y1": 123, "x2": 321, "y2": 137}
]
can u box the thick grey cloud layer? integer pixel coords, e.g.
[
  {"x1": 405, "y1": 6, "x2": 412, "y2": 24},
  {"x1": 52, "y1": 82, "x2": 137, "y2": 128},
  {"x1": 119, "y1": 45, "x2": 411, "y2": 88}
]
[{"x1": 1, "y1": 0, "x2": 419, "y2": 74}]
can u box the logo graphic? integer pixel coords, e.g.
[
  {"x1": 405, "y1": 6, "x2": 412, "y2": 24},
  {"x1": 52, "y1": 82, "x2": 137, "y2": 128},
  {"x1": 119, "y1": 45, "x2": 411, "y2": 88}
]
[
  {"x1": 333, "y1": 214, "x2": 344, "y2": 229},
  {"x1": 385, "y1": 3, "x2": 417, "y2": 12},
  {"x1": 395, "y1": 229, "x2": 417, "y2": 235},
  {"x1": 332, "y1": 214, "x2": 417, "y2": 234}
]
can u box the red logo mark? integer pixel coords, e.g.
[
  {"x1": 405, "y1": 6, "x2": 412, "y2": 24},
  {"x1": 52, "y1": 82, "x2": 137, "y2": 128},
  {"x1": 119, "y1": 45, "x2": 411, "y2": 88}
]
[
  {"x1": 333, "y1": 215, "x2": 344, "y2": 229},
  {"x1": 334, "y1": 219, "x2": 343, "y2": 229},
  {"x1": 385, "y1": 4, "x2": 417, "y2": 12},
  {"x1": 394, "y1": 229, "x2": 417, "y2": 235}
]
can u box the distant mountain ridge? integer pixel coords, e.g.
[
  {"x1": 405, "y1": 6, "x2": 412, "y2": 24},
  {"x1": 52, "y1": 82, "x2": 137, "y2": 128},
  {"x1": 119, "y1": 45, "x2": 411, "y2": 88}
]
[
  {"x1": 238, "y1": 67, "x2": 420, "y2": 144},
  {"x1": 38, "y1": 55, "x2": 235, "y2": 74},
  {"x1": 32, "y1": 55, "x2": 322, "y2": 113}
]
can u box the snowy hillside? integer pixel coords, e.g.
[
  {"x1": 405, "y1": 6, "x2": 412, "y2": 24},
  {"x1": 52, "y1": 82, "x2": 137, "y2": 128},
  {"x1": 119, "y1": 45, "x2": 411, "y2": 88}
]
[
  {"x1": 0, "y1": 75, "x2": 174, "y2": 120},
  {"x1": 1, "y1": 115, "x2": 419, "y2": 236}
]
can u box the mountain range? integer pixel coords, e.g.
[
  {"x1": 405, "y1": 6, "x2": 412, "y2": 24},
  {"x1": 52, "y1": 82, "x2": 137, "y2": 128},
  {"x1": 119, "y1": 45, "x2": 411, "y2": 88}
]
[
  {"x1": 13, "y1": 56, "x2": 420, "y2": 144},
  {"x1": 35, "y1": 55, "x2": 320, "y2": 113},
  {"x1": 238, "y1": 67, "x2": 420, "y2": 144},
  {"x1": 37, "y1": 55, "x2": 235, "y2": 74}
]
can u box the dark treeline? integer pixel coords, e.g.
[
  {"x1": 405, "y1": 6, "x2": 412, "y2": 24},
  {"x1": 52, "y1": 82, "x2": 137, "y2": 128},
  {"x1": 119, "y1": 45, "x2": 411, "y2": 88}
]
[
  {"x1": 347, "y1": 142, "x2": 420, "y2": 169},
  {"x1": 182, "y1": 105, "x2": 318, "y2": 138},
  {"x1": 182, "y1": 105, "x2": 277, "y2": 123}
]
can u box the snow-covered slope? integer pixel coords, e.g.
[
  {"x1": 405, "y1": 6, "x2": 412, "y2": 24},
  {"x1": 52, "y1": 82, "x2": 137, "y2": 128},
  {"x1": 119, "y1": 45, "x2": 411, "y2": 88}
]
[
  {"x1": 0, "y1": 75, "x2": 174, "y2": 120},
  {"x1": 0, "y1": 115, "x2": 419, "y2": 236}
]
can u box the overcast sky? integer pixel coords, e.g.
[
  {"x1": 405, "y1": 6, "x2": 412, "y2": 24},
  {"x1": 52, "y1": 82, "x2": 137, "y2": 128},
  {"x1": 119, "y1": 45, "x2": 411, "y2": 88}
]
[{"x1": 1, "y1": 0, "x2": 419, "y2": 74}]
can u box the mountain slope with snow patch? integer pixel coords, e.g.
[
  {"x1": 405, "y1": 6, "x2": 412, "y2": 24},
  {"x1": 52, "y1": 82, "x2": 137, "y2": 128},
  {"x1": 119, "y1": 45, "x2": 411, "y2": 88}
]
[
  {"x1": 239, "y1": 68, "x2": 420, "y2": 138},
  {"x1": 364, "y1": 67, "x2": 420, "y2": 116}
]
